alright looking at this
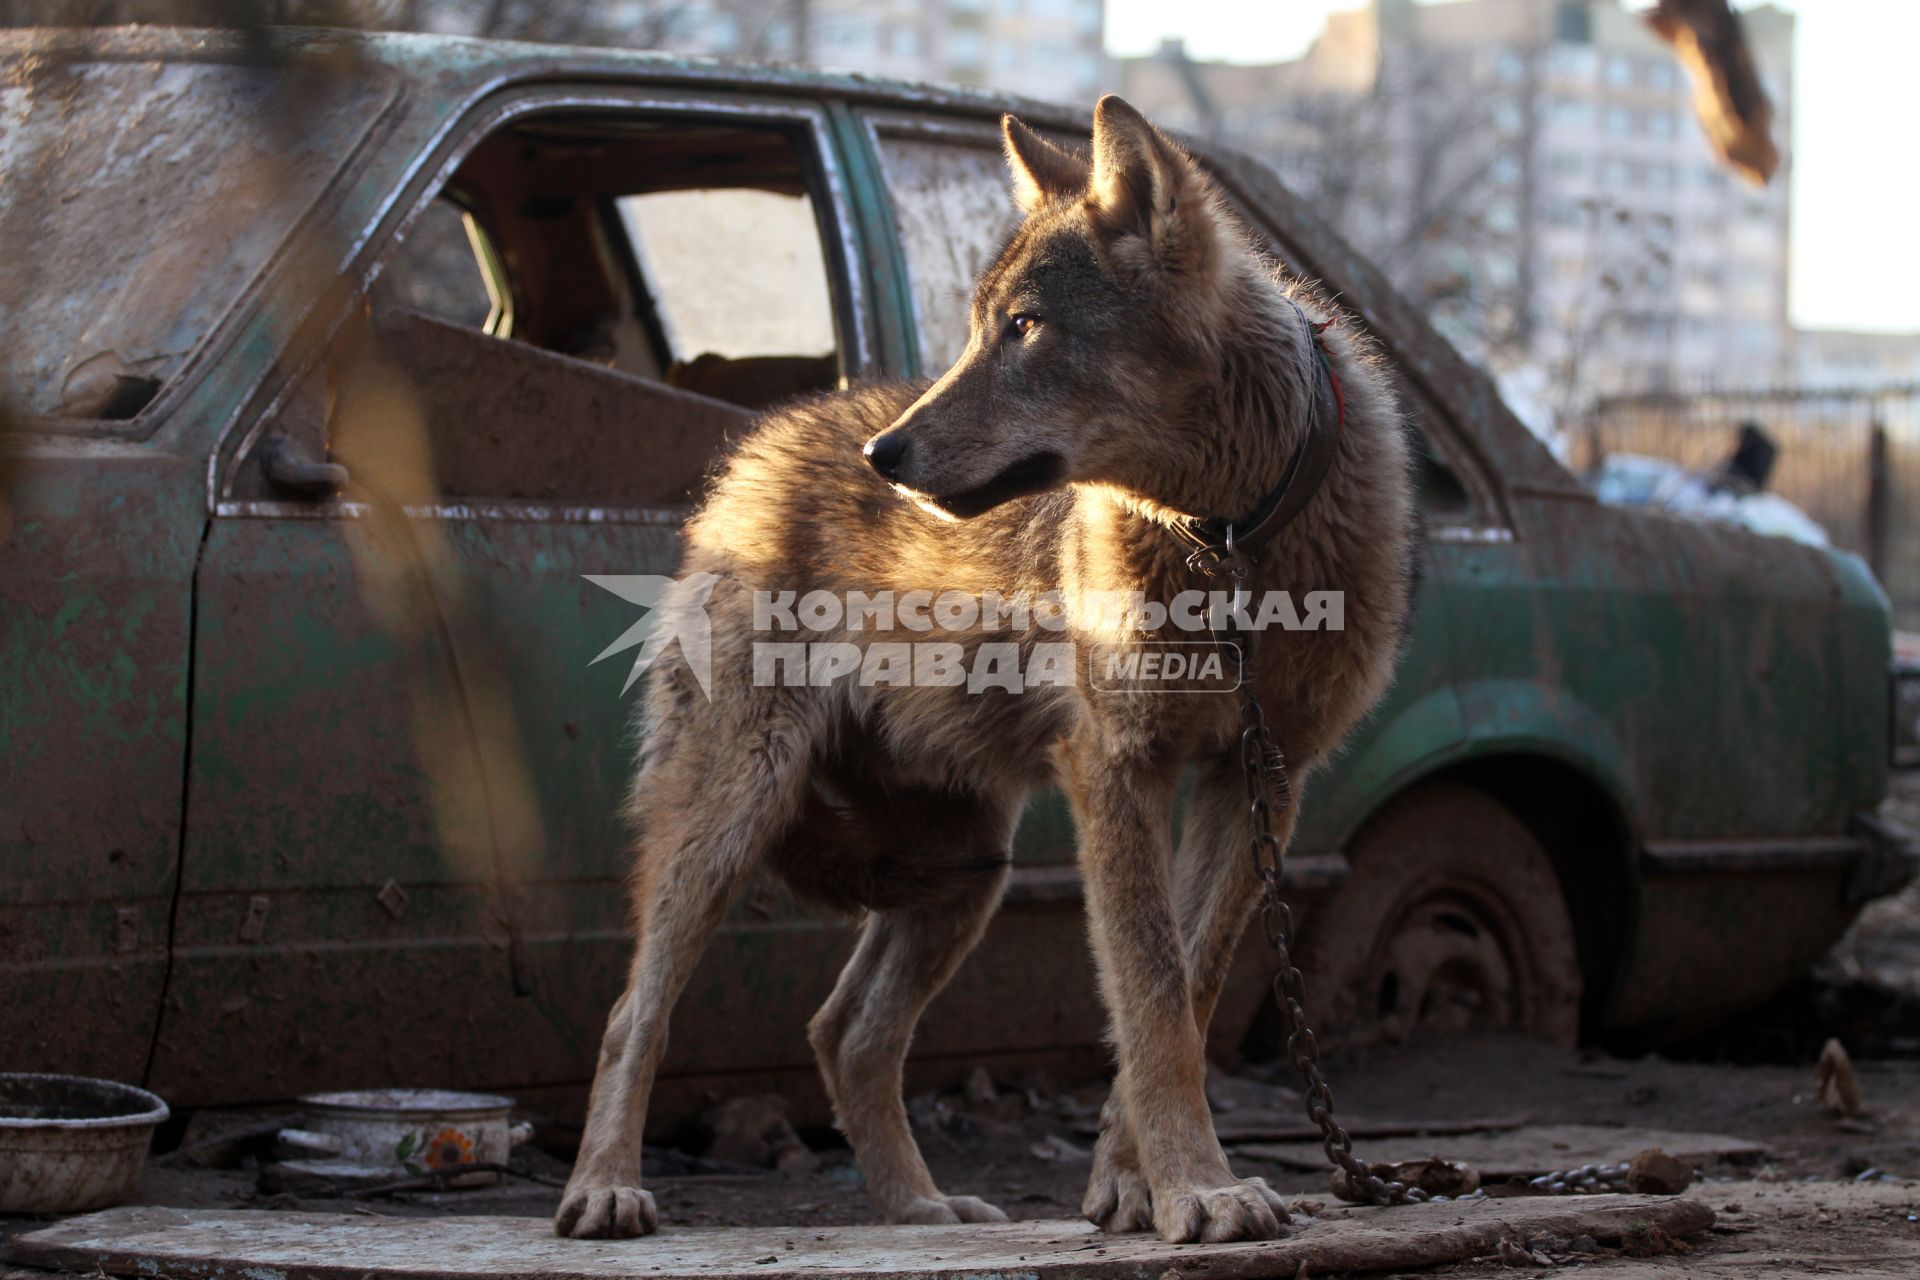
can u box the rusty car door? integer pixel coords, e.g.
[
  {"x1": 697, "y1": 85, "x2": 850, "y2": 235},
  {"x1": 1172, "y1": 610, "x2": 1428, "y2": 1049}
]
[
  {"x1": 150, "y1": 86, "x2": 879, "y2": 1113},
  {"x1": 0, "y1": 37, "x2": 400, "y2": 1087}
]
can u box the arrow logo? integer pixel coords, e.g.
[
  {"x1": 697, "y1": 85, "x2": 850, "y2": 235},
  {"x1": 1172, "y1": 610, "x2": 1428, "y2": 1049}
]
[{"x1": 584, "y1": 572, "x2": 722, "y2": 699}]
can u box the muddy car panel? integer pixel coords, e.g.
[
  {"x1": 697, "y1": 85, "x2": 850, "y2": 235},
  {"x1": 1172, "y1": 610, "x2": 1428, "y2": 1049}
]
[
  {"x1": 0, "y1": 450, "x2": 198, "y2": 1082},
  {"x1": 0, "y1": 27, "x2": 1903, "y2": 1112}
]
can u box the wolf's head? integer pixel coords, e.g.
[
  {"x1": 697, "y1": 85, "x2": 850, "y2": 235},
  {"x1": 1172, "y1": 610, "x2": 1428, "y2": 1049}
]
[{"x1": 865, "y1": 95, "x2": 1244, "y2": 520}]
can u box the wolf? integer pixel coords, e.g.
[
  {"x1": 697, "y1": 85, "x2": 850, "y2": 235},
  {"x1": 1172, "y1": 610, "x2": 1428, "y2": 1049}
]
[{"x1": 555, "y1": 95, "x2": 1416, "y2": 1245}]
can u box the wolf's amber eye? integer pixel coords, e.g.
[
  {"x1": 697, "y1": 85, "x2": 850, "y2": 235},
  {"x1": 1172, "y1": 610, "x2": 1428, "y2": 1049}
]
[{"x1": 1007, "y1": 314, "x2": 1039, "y2": 340}]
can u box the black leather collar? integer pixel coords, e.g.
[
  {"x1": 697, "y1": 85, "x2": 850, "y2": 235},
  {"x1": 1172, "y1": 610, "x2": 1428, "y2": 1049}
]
[{"x1": 1170, "y1": 303, "x2": 1347, "y2": 562}]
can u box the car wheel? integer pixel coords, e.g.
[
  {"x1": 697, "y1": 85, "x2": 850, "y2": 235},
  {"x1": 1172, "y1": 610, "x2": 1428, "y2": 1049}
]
[{"x1": 1292, "y1": 780, "x2": 1583, "y2": 1052}]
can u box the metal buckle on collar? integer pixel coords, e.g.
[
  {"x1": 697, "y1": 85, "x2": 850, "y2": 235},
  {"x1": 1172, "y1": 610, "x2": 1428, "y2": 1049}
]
[
  {"x1": 1184, "y1": 524, "x2": 1257, "y2": 670},
  {"x1": 1182, "y1": 521, "x2": 1251, "y2": 583}
]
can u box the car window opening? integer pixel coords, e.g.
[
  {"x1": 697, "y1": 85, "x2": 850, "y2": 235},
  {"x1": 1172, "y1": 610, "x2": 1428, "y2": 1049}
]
[{"x1": 357, "y1": 114, "x2": 846, "y2": 507}]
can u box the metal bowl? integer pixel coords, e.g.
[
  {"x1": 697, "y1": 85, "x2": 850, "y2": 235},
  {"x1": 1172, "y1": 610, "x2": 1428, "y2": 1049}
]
[
  {"x1": 0, "y1": 1073, "x2": 169, "y2": 1214},
  {"x1": 280, "y1": 1088, "x2": 524, "y2": 1187}
]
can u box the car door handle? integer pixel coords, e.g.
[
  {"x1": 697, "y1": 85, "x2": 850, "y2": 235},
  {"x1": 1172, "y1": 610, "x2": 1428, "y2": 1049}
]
[{"x1": 262, "y1": 436, "x2": 350, "y2": 497}]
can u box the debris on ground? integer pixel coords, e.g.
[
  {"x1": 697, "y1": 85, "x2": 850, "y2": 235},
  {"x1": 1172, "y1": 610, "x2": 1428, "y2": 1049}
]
[
  {"x1": 155, "y1": 1110, "x2": 301, "y2": 1170},
  {"x1": 1626, "y1": 1146, "x2": 1695, "y2": 1195},
  {"x1": 1206, "y1": 1064, "x2": 1302, "y2": 1113},
  {"x1": 697, "y1": 1096, "x2": 818, "y2": 1175},
  {"x1": 1494, "y1": 1236, "x2": 1551, "y2": 1267},
  {"x1": 963, "y1": 1066, "x2": 998, "y2": 1109},
  {"x1": 1239, "y1": 1122, "x2": 1760, "y2": 1182},
  {"x1": 1027, "y1": 1135, "x2": 1091, "y2": 1163},
  {"x1": 1620, "y1": 1217, "x2": 1695, "y2": 1258},
  {"x1": 1211, "y1": 1110, "x2": 1532, "y2": 1144},
  {"x1": 1816, "y1": 1037, "x2": 1867, "y2": 1118}
]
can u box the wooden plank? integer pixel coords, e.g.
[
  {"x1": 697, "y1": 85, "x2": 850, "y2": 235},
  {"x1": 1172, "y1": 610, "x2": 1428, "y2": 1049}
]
[
  {"x1": 7, "y1": 1198, "x2": 1714, "y2": 1280},
  {"x1": 1233, "y1": 1123, "x2": 1766, "y2": 1177}
]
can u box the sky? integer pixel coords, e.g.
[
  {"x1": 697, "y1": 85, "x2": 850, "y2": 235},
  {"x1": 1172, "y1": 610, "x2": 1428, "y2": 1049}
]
[{"x1": 1104, "y1": 0, "x2": 1920, "y2": 334}]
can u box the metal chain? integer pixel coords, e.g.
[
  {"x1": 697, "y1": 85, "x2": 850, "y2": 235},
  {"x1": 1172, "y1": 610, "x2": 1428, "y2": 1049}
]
[
  {"x1": 1185, "y1": 534, "x2": 1432, "y2": 1206},
  {"x1": 1236, "y1": 686, "x2": 1433, "y2": 1206},
  {"x1": 1196, "y1": 538, "x2": 1636, "y2": 1206},
  {"x1": 1239, "y1": 680, "x2": 1658, "y2": 1203},
  {"x1": 1526, "y1": 1163, "x2": 1634, "y2": 1195},
  {"x1": 1185, "y1": 539, "x2": 1424, "y2": 1206}
]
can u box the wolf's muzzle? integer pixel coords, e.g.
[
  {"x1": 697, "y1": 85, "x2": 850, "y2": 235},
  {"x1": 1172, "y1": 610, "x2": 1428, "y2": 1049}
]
[
  {"x1": 927, "y1": 451, "x2": 1066, "y2": 519},
  {"x1": 863, "y1": 430, "x2": 911, "y2": 482}
]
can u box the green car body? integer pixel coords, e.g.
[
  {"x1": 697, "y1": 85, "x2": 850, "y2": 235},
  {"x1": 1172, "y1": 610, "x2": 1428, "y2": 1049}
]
[{"x1": 0, "y1": 27, "x2": 1905, "y2": 1118}]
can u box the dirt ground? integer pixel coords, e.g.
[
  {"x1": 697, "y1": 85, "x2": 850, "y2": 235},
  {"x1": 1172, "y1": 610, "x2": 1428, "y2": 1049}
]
[
  {"x1": 11, "y1": 999, "x2": 1920, "y2": 1276},
  {"x1": 6, "y1": 779, "x2": 1919, "y2": 1277},
  {"x1": 11, "y1": 1023, "x2": 1914, "y2": 1277}
]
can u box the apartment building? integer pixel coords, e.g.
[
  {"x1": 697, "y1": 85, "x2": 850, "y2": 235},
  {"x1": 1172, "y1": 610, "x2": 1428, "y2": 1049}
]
[
  {"x1": 415, "y1": 0, "x2": 1106, "y2": 106},
  {"x1": 811, "y1": 0, "x2": 1106, "y2": 103},
  {"x1": 1120, "y1": 0, "x2": 1796, "y2": 407}
]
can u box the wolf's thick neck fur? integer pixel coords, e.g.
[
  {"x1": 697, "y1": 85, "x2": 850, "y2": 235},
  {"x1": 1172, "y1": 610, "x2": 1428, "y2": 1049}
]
[
  {"x1": 1070, "y1": 258, "x2": 1408, "y2": 715},
  {"x1": 1096, "y1": 263, "x2": 1328, "y2": 543}
]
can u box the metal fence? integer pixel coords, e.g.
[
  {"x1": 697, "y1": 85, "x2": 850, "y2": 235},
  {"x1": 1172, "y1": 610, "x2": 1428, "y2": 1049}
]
[{"x1": 1575, "y1": 386, "x2": 1920, "y2": 631}]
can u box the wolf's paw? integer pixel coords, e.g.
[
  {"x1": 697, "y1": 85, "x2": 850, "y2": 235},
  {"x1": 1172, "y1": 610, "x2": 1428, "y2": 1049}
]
[
  {"x1": 1083, "y1": 1160, "x2": 1154, "y2": 1233},
  {"x1": 554, "y1": 1180, "x2": 658, "y2": 1239},
  {"x1": 1084, "y1": 1100, "x2": 1152, "y2": 1234},
  {"x1": 1153, "y1": 1176, "x2": 1289, "y2": 1244},
  {"x1": 894, "y1": 1193, "x2": 1010, "y2": 1225}
]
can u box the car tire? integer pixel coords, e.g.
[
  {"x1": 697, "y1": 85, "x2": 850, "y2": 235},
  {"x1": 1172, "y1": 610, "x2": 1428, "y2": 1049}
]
[{"x1": 1291, "y1": 780, "x2": 1583, "y2": 1052}]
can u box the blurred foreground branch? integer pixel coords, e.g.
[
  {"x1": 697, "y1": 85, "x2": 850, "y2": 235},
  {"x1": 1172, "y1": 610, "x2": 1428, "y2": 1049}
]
[
  {"x1": 1646, "y1": 0, "x2": 1779, "y2": 186},
  {"x1": 0, "y1": 1, "x2": 415, "y2": 25}
]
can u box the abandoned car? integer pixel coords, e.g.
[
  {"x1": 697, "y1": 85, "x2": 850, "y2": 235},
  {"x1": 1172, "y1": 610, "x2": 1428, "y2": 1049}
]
[{"x1": 1, "y1": 26, "x2": 1910, "y2": 1126}]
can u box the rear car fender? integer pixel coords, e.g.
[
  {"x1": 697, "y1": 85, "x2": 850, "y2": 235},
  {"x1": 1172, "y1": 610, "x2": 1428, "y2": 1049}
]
[
  {"x1": 1447, "y1": 677, "x2": 1636, "y2": 817},
  {"x1": 1327, "y1": 678, "x2": 1640, "y2": 1035},
  {"x1": 1322, "y1": 677, "x2": 1637, "y2": 852},
  {"x1": 1308, "y1": 685, "x2": 1469, "y2": 849}
]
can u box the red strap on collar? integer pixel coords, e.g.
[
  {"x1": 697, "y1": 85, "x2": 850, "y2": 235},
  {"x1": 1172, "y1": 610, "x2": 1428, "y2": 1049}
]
[{"x1": 1309, "y1": 316, "x2": 1347, "y2": 437}]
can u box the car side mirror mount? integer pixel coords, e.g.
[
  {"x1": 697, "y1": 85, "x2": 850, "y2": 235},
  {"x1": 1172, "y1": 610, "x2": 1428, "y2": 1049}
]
[{"x1": 261, "y1": 435, "x2": 350, "y2": 497}]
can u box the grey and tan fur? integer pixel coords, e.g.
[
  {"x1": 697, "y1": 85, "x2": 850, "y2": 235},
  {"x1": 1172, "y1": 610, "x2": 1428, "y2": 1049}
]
[{"x1": 556, "y1": 96, "x2": 1416, "y2": 1245}]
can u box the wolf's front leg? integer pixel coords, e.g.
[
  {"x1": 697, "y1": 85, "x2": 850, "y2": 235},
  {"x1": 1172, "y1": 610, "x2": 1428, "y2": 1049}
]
[
  {"x1": 1083, "y1": 755, "x2": 1290, "y2": 1234},
  {"x1": 556, "y1": 713, "x2": 810, "y2": 1239},
  {"x1": 1065, "y1": 742, "x2": 1287, "y2": 1244}
]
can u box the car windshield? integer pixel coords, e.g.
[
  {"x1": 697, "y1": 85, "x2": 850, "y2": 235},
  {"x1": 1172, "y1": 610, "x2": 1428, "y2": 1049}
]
[{"x1": 0, "y1": 50, "x2": 391, "y2": 423}]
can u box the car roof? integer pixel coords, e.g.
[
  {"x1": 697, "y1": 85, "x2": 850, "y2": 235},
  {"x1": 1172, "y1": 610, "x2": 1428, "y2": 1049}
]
[{"x1": 0, "y1": 23, "x2": 1089, "y2": 131}]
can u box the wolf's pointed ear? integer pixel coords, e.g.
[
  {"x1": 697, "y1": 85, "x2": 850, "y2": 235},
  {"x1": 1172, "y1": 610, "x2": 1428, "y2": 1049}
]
[
  {"x1": 1086, "y1": 94, "x2": 1221, "y2": 279},
  {"x1": 1003, "y1": 115, "x2": 1089, "y2": 213}
]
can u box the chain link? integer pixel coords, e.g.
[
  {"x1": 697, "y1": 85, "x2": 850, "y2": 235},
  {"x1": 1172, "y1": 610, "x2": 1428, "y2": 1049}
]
[
  {"x1": 1222, "y1": 583, "x2": 1631, "y2": 1205},
  {"x1": 1236, "y1": 687, "x2": 1436, "y2": 1206},
  {"x1": 1188, "y1": 532, "x2": 1641, "y2": 1204}
]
